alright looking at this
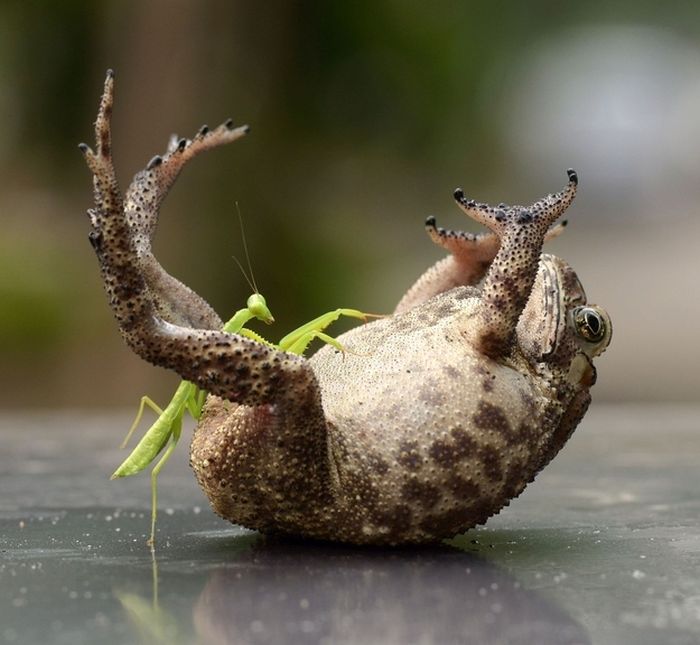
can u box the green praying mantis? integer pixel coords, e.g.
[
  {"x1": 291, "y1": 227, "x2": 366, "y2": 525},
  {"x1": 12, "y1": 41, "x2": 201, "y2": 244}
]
[{"x1": 112, "y1": 288, "x2": 373, "y2": 547}]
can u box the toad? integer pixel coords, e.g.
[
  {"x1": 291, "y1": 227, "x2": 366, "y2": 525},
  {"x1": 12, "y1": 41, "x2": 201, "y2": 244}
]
[{"x1": 81, "y1": 71, "x2": 611, "y2": 545}]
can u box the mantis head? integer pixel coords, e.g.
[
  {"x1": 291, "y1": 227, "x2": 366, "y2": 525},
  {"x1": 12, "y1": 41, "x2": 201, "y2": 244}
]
[{"x1": 247, "y1": 293, "x2": 274, "y2": 325}]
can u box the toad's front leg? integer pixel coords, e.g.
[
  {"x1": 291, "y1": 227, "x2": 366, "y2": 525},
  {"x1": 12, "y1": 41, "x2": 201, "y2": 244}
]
[
  {"x1": 80, "y1": 72, "x2": 336, "y2": 533},
  {"x1": 454, "y1": 171, "x2": 578, "y2": 358},
  {"x1": 395, "y1": 208, "x2": 567, "y2": 315}
]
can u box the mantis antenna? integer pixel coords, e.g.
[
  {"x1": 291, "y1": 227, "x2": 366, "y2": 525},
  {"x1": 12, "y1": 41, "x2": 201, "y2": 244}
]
[
  {"x1": 232, "y1": 254, "x2": 256, "y2": 294},
  {"x1": 232, "y1": 201, "x2": 259, "y2": 294}
]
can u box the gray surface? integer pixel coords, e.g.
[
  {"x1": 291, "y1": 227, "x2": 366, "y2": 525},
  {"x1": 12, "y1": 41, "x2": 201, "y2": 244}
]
[{"x1": 1, "y1": 405, "x2": 699, "y2": 645}]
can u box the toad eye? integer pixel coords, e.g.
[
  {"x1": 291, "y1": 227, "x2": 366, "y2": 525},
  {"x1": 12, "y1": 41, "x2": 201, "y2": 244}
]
[{"x1": 573, "y1": 306, "x2": 606, "y2": 343}]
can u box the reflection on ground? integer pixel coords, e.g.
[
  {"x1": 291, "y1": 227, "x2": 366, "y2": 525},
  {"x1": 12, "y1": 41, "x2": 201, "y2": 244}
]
[
  {"x1": 191, "y1": 538, "x2": 588, "y2": 645},
  {"x1": 1, "y1": 508, "x2": 587, "y2": 645}
]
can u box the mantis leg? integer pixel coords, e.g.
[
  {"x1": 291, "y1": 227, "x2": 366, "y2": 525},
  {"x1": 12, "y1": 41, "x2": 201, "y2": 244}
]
[
  {"x1": 285, "y1": 330, "x2": 346, "y2": 356},
  {"x1": 112, "y1": 381, "x2": 192, "y2": 479},
  {"x1": 146, "y1": 415, "x2": 182, "y2": 548},
  {"x1": 184, "y1": 383, "x2": 204, "y2": 421},
  {"x1": 278, "y1": 308, "x2": 368, "y2": 354},
  {"x1": 239, "y1": 327, "x2": 274, "y2": 346},
  {"x1": 194, "y1": 388, "x2": 207, "y2": 416},
  {"x1": 121, "y1": 396, "x2": 165, "y2": 449}
]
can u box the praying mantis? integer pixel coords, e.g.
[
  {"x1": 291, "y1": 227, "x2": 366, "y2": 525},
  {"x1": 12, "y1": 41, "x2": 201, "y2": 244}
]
[{"x1": 112, "y1": 290, "x2": 372, "y2": 546}]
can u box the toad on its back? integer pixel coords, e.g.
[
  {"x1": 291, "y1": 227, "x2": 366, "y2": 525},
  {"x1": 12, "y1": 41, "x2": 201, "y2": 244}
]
[{"x1": 82, "y1": 71, "x2": 611, "y2": 545}]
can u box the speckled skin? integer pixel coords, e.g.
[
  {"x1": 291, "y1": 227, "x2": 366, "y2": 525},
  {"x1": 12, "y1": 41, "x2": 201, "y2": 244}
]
[{"x1": 82, "y1": 72, "x2": 612, "y2": 545}]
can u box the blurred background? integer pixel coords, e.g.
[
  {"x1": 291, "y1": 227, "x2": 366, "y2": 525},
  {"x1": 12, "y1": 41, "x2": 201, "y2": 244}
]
[{"x1": 1, "y1": 0, "x2": 698, "y2": 408}]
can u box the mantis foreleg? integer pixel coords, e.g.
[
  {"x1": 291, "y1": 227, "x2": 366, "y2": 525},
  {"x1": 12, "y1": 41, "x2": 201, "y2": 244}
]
[
  {"x1": 239, "y1": 328, "x2": 274, "y2": 346},
  {"x1": 278, "y1": 308, "x2": 369, "y2": 355},
  {"x1": 285, "y1": 330, "x2": 346, "y2": 356}
]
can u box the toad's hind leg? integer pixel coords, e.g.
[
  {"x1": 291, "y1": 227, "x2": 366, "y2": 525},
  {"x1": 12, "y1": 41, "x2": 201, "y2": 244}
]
[
  {"x1": 80, "y1": 70, "x2": 322, "y2": 410},
  {"x1": 124, "y1": 117, "x2": 250, "y2": 330},
  {"x1": 82, "y1": 70, "x2": 248, "y2": 332},
  {"x1": 454, "y1": 170, "x2": 578, "y2": 358}
]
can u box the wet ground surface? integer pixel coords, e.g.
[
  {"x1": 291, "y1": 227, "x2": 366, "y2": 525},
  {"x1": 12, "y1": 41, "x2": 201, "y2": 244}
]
[{"x1": 1, "y1": 405, "x2": 699, "y2": 645}]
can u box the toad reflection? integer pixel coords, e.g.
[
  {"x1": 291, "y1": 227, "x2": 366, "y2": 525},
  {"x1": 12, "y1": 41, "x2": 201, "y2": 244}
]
[{"x1": 191, "y1": 540, "x2": 589, "y2": 645}]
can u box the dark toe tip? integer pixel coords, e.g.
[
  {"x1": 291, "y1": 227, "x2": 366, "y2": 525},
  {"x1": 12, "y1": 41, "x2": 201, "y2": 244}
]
[
  {"x1": 146, "y1": 155, "x2": 163, "y2": 170},
  {"x1": 224, "y1": 118, "x2": 234, "y2": 129},
  {"x1": 453, "y1": 188, "x2": 464, "y2": 201},
  {"x1": 88, "y1": 230, "x2": 103, "y2": 251},
  {"x1": 561, "y1": 219, "x2": 569, "y2": 227},
  {"x1": 243, "y1": 124, "x2": 251, "y2": 134},
  {"x1": 106, "y1": 69, "x2": 115, "y2": 79},
  {"x1": 78, "y1": 142, "x2": 89, "y2": 153},
  {"x1": 567, "y1": 168, "x2": 578, "y2": 185},
  {"x1": 425, "y1": 215, "x2": 437, "y2": 228}
]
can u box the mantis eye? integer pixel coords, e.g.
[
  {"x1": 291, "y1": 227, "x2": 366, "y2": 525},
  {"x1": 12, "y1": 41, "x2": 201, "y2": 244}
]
[{"x1": 573, "y1": 306, "x2": 606, "y2": 343}]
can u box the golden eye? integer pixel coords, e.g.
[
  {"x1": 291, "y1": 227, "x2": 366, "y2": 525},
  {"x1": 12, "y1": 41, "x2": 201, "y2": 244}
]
[{"x1": 573, "y1": 307, "x2": 606, "y2": 343}]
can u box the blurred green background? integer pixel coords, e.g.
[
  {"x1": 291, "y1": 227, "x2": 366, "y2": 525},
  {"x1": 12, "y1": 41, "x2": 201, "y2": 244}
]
[{"x1": 1, "y1": 0, "x2": 698, "y2": 408}]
